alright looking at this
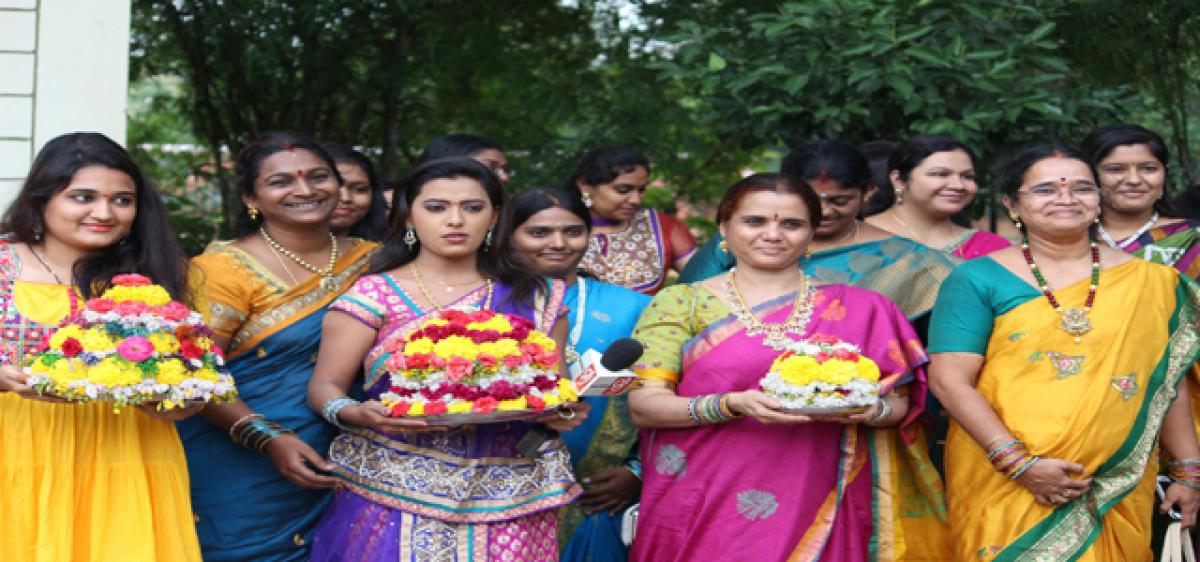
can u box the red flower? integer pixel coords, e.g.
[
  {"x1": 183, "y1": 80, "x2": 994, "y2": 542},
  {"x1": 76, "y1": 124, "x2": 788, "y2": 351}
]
[
  {"x1": 508, "y1": 325, "x2": 530, "y2": 341},
  {"x1": 442, "y1": 310, "x2": 470, "y2": 323},
  {"x1": 115, "y1": 300, "x2": 148, "y2": 316},
  {"x1": 406, "y1": 354, "x2": 430, "y2": 370},
  {"x1": 809, "y1": 334, "x2": 839, "y2": 345},
  {"x1": 814, "y1": 352, "x2": 831, "y2": 363},
  {"x1": 486, "y1": 380, "x2": 519, "y2": 400},
  {"x1": 468, "y1": 310, "x2": 493, "y2": 322},
  {"x1": 430, "y1": 355, "x2": 447, "y2": 369},
  {"x1": 112, "y1": 273, "x2": 152, "y2": 286},
  {"x1": 87, "y1": 298, "x2": 116, "y2": 313},
  {"x1": 175, "y1": 325, "x2": 194, "y2": 340},
  {"x1": 477, "y1": 354, "x2": 497, "y2": 368},
  {"x1": 535, "y1": 350, "x2": 559, "y2": 367},
  {"x1": 60, "y1": 337, "x2": 83, "y2": 357},
  {"x1": 390, "y1": 401, "x2": 411, "y2": 416},
  {"x1": 156, "y1": 301, "x2": 191, "y2": 322},
  {"x1": 526, "y1": 394, "x2": 546, "y2": 411},
  {"x1": 209, "y1": 345, "x2": 225, "y2": 359},
  {"x1": 832, "y1": 348, "x2": 859, "y2": 361},
  {"x1": 471, "y1": 397, "x2": 497, "y2": 413},
  {"x1": 180, "y1": 340, "x2": 205, "y2": 360},
  {"x1": 502, "y1": 355, "x2": 524, "y2": 370},
  {"x1": 425, "y1": 400, "x2": 448, "y2": 415},
  {"x1": 533, "y1": 376, "x2": 558, "y2": 391}
]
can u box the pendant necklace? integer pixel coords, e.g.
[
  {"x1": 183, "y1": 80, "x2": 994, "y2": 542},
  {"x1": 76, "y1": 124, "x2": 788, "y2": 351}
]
[
  {"x1": 1021, "y1": 236, "x2": 1100, "y2": 344},
  {"x1": 1097, "y1": 212, "x2": 1158, "y2": 250},
  {"x1": 723, "y1": 267, "x2": 815, "y2": 350},
  {"x1": 259, "y1": 228, "x2": 339, "y2": 290}
]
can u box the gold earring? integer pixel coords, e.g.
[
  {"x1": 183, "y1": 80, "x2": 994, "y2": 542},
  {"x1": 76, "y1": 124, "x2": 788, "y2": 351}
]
[
  {"x1": 247, "y1": 206, "x2": 259, "y2": 220},
  {"x1": 582, "y1": 193, "x2": 593, "y2": 208},
  {"x1": 1008, "y1": 212, "x2": 1022, "y2": 231},
  {"x1": 894, "y1": 188, "x2": 904, "y2": 206},
  {"x1": 718, "y1": 239, "x2": 729, "y2": 253}
]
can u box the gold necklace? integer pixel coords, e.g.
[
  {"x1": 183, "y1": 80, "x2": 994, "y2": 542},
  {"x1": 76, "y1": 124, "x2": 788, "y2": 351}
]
[
  {"x1": 890, "y1": 211, "x2": 925, "y2": 244},
  {"x1": 259, "y1": 228, "x2": 339, "y2": 290},
  {"x1": 263, "y1": 241, "x2": 302, "y2": 287},
  {"x1": 723, "y1": 268, "x2": 815, "y2": 350},
  {"x1": 410, "y1": 264, "x2": 494, "y2": 311}
]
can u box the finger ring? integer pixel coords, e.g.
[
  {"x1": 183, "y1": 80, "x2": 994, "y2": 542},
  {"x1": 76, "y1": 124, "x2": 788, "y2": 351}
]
[{"x1": 558, "y1": 408, "x2": 576, "y2": 420}]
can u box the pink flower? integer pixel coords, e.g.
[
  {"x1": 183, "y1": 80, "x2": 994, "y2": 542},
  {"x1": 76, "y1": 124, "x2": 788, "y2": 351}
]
[
  {"x1": 832, "y1": 348, "x2": 858, "y2": 361},
  {"x1": 156, "y1": 301, "x2": 190, "y2": 322},
  {"x1": 112, "y1": 273, "x2": 152, "y2": 286},
  {"x1": 445, "y1": 356, "x2": 473, "y2": 382},
  {"x1": 87, "y1": 298, "x2": 116, "y2": 313},
  {"x1": 526, "y1": 394, "x2": 546, "y2": 411},
  {"x1": 390, "y1": 402, "x2": 411, "y2": 416},
  {"x1": 536, "y1": 350, "x2": 559, "y2": 367},
  {"x1": 210, "y1": 345, "x2": 225, "y2": 359},
  {"x1": 385, "y1": 354, "x2": 408, "y2": 371},
  {"x1": 425, "y1": 400, "x2": 448, "y2": 415},
  {"x1": 115, "y1": 300, "x2": 149, "y2": 316},
  {"x1": 117, "y1": 336, "x2": 154, "y2": 362},
  {"x1": 502, "y1": 355, "x2": 524, "y2": 369},
  {"x1": 477, "y1": 354, "x2": 497, "y2": 368},
  {"x1": 814, "y1": 352, "x2": 831, "y2": 363}
]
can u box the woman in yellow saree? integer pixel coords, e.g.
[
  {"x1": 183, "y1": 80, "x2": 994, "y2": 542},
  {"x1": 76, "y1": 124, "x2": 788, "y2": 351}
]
[{"x1": 929, "y1": 143, "x2": 1200, "y2": 561}]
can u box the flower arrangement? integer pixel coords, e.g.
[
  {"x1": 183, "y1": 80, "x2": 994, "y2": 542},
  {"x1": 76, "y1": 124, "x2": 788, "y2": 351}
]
[
  {"x1": 759, "y1": 334, "x2": 881, "y2": 411},
  {"x1": 378, "y1": 309, "x2": 576, "y2": 417},
  {"x1": 24, "y1": 273, "x2": 237, "y2": 410}
]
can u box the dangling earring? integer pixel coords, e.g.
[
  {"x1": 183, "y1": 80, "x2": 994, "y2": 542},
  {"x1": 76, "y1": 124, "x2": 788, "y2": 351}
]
[
  {"x1": 1008, "y1": 212, "x2": 1022, "y2": 231},
  {"x1": 32, "y1": 224, "x2": 42, "y2": 241},
  {"x1": 485, "y1": 228, "x2": 494, "y2": 249},
  {"x1": 894, "y1": 188, "x2": 904, "y2": 206},
  {"x1": 582, "y1": 193, "x2": 593, "y2": 208},
  {"x1": 718, "y1": 239, "x2": 729, "y2": 254},
  {"x1": 247, "y1": 206, "x2": 259, "y2": 220},
  {"x1": 403, "y1": 228, "x2": 417, "y2": 249}
]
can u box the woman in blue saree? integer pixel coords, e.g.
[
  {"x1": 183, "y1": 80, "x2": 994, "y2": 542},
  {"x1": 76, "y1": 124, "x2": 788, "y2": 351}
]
[
  {"x1": 497, "y1": 187, "x2": 651, "y2": 561},
  {"x1": 679, "y1": 140, "x2": 957, "y2": 321},
  {"x1": 180, "y1": 133, "x2": 376, "y2": 560}
]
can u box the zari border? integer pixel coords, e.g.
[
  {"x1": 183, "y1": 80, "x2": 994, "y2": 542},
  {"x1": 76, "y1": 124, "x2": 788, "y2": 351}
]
[{"x1": 997, "y1": 278, "x2": 1200, "y2": 561}]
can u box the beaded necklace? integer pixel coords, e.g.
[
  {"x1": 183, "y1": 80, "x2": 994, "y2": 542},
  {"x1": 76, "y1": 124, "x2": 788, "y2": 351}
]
[
  {"x1": 1020, "y1": 236, "x2": 1100, "y2": 344},
  {"x1": 722, "y1": 267, "x2": 815, "y2": 350}
]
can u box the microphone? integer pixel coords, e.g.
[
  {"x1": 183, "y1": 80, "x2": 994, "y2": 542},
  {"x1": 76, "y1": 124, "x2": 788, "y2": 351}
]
[{"x1": 570, "y1": 338, "x2": 644, "y2": 397}]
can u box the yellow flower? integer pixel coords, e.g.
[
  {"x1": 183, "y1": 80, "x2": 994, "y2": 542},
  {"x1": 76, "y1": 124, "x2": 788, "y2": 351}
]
[
  {"x1": 407, "y1": 402, "x2": 425, "y2": 415},
  {"x1": 855, "y1": 358, "x2": 881, "y2": 383},
  {"x1": 776, "y1": 355, "x2": 820, "y2": 386},
  {"x1": 148, "y1": 333, "x2": 180, "y2": 355},
  {"x1": 497, "y1": 396, "x2": 528, "y2": 411},
  {"x1": 819, "y1": 359, "x2": 858, "y2": 385},
  {"x1": 193, "y1": 367, "x2": 221, "y2": 382},
  {"x1": 447, "y1": 401, "x2": 473, "y2": 414},
  {"x1": 542, "y1": 393, "x2": 562, "y2": 408},
  {"x1": 104, "y1": 285, "x2": 172, "y2": 306},
  {"x1": 432, "y1": 335, "x2": 479, "y2": 360},
  {"x1": 556, "y1": 378, "x2": 578, "y2": 402},
  {"x1": 522, "y1": 331, "x2": 557, "y2": 351},
  {"x1": 466, "y1": 316, "x2": 513, "y2": 333},
  {"x1": 478, "y1": 339, "x2": 521, "y2": 359},
  {"x1": 90, "y1": 357, "x2": 143, "y2": 386},
  {"x1": 156, "y1": 358, "x2": 188, "y2": 384},
  {"x1": 79, "y1": 329, "x2": 116, "y2": 353},
  {"x1": 194, "y1": 337, "x2": 214, "y2": 351},
  {"x1": 404, "y1": 337, "x2": 435, "y2": 355},
  {"x1": 49, "y1": 325, "x2": 84, "y2": 349}
]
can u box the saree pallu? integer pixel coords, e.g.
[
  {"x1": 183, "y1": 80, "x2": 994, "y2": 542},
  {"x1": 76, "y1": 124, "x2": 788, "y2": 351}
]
[
  {"x1": 946, "y1": 229, "x2": 1011, "y2": 260},
  {"x1": 559, "y1": 280, "x2": 651, "y2": 562},
  {"x1": 580, "y1": 209, "x2": 697, "y2": 295},
  {"x1": 1121, "y1": 220, "x2": 1200, "y2": 281},
  {"x1": 677, "y1": 235, "x2": 958, "y2": 320},
  {"x1": 630, "y1": 284, "x2": 946, "y2": 561},
  {"x1": 179, "y1": 239, "x2": 376, "y2": 561},
  {"x1": 312, "y1": 281, "x2": 582, "y2": 562},
  {"x1": 942, "y1": 261, "x2": 1200, "y2": 561}
]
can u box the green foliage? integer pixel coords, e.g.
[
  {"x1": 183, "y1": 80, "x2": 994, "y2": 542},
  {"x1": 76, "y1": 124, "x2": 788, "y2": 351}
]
[{"x1": 650, "y1": 0, "x2": 1126, "y2": 172}]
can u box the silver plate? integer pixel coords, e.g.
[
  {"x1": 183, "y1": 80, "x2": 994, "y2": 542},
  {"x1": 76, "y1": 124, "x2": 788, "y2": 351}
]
[{"x1": 406, "y1": 409, "x2": 545, "y2": 427}]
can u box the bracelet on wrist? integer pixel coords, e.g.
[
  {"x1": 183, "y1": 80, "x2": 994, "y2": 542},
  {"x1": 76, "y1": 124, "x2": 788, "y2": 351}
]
[
  {"x1": 624, "y1": 458, "x2": 643, "y2": 480},
  {"x1": 1167, "y1": 459, "x2": 1200, "y2": 489},
  {"x1": 987, "y1": 439, "x2": 1039, "y2": 479},
  {"x1": 687, "y1": 393, "x2": 735, "y2": 426},
  {"x1": 868, "y1": 398, "x2": 892, "y2": 424},
  {"x1": 321, "y1": 396, "x2": 361, "y2": 430}
]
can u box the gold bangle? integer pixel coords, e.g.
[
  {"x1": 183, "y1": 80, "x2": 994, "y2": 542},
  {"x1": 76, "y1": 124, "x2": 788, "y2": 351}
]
[
  {"x1": 632, "y1": 379, "x2": 677, "y2": 391},
  {"x1": 228, "y1": 413, "x2": 263, "y2": 440},
  {"x1": 718, "y1": 393, "x2": 740, "y2": 418}
]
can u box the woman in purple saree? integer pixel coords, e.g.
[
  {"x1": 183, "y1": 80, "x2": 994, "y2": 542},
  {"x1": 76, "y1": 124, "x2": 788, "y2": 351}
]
[{"x1": 628, "y1": 174, "x2": 948, "y2": 561}]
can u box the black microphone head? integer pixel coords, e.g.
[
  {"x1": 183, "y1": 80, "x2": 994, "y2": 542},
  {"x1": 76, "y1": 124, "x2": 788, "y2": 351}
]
[{"x1": 600, "y1": 338, "x2": 644, "y2": 371}]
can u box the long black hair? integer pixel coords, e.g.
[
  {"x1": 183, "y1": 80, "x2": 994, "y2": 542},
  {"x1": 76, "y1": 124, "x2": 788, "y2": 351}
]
[
  {"x1": 1081, "y1": 123, "x2": 1179, "y2": 218},
  {"x1": 565, "y1": 146, "x2": 651, "y2": 194},
  {"x1": 1, "y1": 132, "x2": 191, "y2": 302},
  {"x1": 494, "y1": 187, "x2": 592, "y2": 277},
  {"x1": 859, "y1": 140, "x2": 899, "y2": 217},
  {"x1": 232, "y1": 132, "x2": 343, "y2": 237},
  {"x1": 373, "y1": 157, "x2": 546, "y2": 307},
  {"x1": 323, "y1": 143, "x2": 389, "y2": 241}
]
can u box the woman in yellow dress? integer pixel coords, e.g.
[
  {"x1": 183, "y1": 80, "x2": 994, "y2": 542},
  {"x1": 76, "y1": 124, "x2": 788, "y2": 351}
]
[
  {"x1": 180, "y1": 132, "x2": 377, "y2": 560},
  {"x1": 929, "y1": 143, "x2": 1200, "y2": 560},
  {"x1": 0, "y1": 132, "x2": 202, "y2": 561}
]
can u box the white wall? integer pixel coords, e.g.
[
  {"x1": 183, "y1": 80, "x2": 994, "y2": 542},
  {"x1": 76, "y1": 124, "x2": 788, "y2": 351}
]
[{"x1": 0, "y1": 0, "x2": 131, "y2": 205}]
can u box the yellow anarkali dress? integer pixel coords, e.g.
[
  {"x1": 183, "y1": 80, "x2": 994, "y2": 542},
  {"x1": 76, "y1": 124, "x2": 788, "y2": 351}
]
[{"x1": 0, "y1": 242, "x2": 201, "y2": 561}]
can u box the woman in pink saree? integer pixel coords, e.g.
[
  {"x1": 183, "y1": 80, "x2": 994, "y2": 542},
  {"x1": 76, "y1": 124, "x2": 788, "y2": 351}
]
[{"x1": 627, "y1": 173, "x2": 948, "y2": 561}]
